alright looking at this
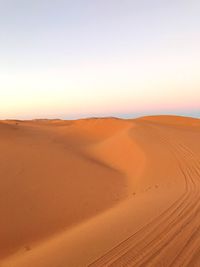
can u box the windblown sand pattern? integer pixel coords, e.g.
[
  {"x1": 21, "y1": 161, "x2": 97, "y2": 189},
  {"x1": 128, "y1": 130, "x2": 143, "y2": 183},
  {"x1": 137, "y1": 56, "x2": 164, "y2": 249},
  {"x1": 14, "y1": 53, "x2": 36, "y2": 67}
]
[{"x1": 1, "y1": 116, "x2": 200, "y2": 267}]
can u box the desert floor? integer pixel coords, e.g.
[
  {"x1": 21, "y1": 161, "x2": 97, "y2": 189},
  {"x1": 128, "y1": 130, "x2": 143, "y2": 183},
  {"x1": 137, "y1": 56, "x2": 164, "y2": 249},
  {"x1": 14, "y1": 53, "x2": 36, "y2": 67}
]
[{"x1": 1, "y1": 115, "x2": 200, "y2": 267}]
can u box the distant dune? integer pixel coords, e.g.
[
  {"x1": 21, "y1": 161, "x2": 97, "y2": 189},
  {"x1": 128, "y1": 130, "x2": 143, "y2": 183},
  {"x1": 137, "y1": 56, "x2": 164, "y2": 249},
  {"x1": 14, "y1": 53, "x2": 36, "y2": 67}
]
[{"x1": 1, "y1": 115, "x2": 200, "y2": 267}]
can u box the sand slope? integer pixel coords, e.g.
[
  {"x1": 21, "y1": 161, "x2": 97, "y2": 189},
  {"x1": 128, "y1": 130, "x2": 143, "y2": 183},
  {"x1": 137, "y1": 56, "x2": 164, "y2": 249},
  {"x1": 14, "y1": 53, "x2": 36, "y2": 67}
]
[{"x1": 1, "y1": 116, "x2": 200, "y2": 267}]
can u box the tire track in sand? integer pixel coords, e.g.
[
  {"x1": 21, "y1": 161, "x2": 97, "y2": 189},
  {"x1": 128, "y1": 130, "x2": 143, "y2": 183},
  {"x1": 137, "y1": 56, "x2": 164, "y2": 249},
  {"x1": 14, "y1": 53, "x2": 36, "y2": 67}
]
[{"x1": 88, "y1": 121, "x2": 200, "y2": 267}]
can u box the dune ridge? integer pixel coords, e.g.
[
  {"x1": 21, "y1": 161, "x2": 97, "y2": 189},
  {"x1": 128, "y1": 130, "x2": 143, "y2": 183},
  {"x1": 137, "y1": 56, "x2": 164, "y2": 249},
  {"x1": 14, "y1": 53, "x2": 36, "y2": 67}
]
[{"x1": 1, "y1": 115, "x2": 200, "y2": 267}]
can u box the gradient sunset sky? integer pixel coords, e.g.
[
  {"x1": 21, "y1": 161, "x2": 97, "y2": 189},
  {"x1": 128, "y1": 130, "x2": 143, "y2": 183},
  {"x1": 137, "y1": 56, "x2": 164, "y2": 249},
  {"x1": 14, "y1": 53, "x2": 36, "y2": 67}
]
[{"x1": 0, "y1": 0, "x2": 199, "y2": 119}]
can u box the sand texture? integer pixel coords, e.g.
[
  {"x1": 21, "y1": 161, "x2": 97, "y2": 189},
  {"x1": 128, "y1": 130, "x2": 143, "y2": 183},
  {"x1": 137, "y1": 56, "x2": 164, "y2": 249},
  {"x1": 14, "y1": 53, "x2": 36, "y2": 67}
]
[{"x1": 1, "y1": 115, "x2": 200, "y2": 267}]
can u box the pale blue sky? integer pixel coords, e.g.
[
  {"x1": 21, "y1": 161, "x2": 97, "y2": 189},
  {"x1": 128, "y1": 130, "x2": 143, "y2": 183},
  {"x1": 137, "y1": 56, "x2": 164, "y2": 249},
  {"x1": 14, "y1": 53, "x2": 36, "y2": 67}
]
[{"x1": 0, "y1": 0, "x2": 199, "y2": 119}]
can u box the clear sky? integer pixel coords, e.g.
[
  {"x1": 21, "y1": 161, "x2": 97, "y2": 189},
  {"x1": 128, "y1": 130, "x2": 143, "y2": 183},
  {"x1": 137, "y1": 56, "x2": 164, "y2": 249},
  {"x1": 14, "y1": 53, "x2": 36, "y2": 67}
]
[{"x1": 0, "y1": 0, "x2": 199, "y2": 119}]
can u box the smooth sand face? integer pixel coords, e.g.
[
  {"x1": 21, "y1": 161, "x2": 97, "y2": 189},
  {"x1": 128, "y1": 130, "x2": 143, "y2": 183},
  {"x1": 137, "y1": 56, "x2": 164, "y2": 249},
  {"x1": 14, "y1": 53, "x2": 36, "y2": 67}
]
[{"x1": 1, "y1": 116, "x2": 200, "y2": 267}]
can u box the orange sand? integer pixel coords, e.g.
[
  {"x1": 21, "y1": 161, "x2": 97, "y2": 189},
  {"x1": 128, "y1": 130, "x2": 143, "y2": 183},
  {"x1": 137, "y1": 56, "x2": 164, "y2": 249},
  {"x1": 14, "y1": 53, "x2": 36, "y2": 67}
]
[{"x1": 1, "y1": 115, "x2": 200, "y2": 267}]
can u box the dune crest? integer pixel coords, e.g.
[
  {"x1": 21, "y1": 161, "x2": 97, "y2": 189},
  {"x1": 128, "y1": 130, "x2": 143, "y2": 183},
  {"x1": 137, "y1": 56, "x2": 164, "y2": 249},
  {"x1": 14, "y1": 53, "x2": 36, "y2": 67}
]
[{"x1": 1, "y1": 116, "x2": 200, "y2": 267}]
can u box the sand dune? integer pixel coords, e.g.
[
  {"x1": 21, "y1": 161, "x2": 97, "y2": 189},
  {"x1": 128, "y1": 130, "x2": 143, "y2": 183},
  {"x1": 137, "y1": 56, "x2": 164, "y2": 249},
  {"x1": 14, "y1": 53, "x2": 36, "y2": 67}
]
[{"x1": 1, "y1": 115, "x2": 200, "y2": 267}]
